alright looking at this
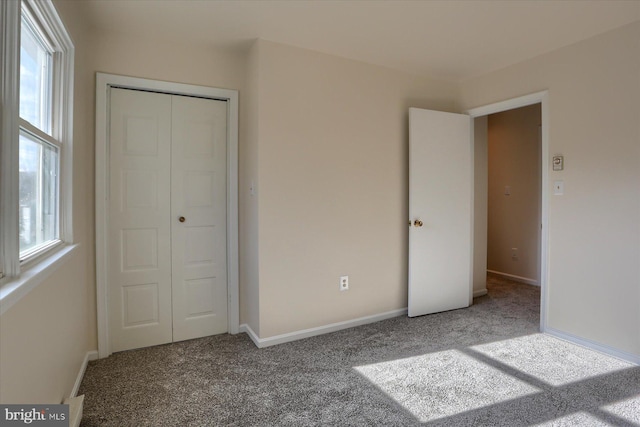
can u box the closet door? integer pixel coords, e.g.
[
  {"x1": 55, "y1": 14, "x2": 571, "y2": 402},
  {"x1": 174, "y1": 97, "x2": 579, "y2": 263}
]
[
  {"x1": 171, "y1": 95, "x2": 228, "y2": 342},
  {"x1": 108, "y1": 88, "x2": 173, "y2": 352},
  {"x1": 108, "y1": 89, "x2": 228, "y2": 352}
]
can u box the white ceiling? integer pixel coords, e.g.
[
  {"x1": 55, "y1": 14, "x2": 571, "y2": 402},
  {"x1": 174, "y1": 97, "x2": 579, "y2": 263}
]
[{"x1": 77, "y1": 0, "x2": 640, "y2": 81}]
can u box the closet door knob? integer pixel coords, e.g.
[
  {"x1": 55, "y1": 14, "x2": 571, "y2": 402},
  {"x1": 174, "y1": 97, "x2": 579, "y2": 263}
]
[{"x1": 179, "y1": 216, "x2": 186, "y2": 223}]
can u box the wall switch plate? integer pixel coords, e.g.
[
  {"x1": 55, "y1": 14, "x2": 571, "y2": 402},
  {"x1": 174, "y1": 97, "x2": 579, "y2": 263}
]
[
  {"x1": 339, "y1": 275, "x2": 349, "y2": 291},
  {"x1": 504, "y1": 186, "x2": 511, "y2": 196},
  {"x1": 554, "y1": 180, "x2": 564, "y2": 195}
]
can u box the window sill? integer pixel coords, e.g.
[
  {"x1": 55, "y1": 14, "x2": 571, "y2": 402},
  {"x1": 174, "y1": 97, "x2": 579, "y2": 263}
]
[{"x1": 0, "y1": 243, "x2": 78, "y2": 315}]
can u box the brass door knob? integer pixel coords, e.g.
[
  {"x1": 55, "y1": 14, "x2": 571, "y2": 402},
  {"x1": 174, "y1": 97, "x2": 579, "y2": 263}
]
[
  {"x1": 413, "y1": 219, "x2": 423, "y2": 227},
  {"x1": 179, "y1": 216, "x2": 186, "y2": 223}
]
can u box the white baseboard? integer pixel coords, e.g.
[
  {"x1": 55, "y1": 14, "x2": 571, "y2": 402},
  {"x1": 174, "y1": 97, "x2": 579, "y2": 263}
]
[
  {"x1": 70, "y1": 350, "x2": 98, "y2": 398},
  {"x1": 64, "y1": 395, "x2": 84, "y2": 427},
  {"x1": 544, "y1": 327, "x2": 640, "y2": 365},
  {"x1": 239, "y1": 308, "x2": 408, "y2": 348},
  {"x1": 239, "y1": 324, "x2": 261, "y2": 347},
  {"x1": 473, "y1": 289, "x2": 488, "y2": 297},
  {"x1": 487, "y1": 269, "x2": 539, "y2": 286}
]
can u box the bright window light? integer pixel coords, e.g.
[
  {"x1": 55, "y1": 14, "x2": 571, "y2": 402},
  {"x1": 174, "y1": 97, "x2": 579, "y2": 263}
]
[
  {"x1": 531, "y1": 412, "x2": 608, "y2": 426},
  {"x1": 354, "y1": 349, "x2": 540, "y2": 422},
  {"x1": 19, "y1": 11, "x2": 52, "y2": 134},
  {"x1": 18, "y1": 131, "x2": 59, "y2": 258},
  {"x1": 471, "y1": 334, "x2": 633, "y2": 387},
  {"x1": 601, "y1": 396, "x2": 640, "y2": 425}
]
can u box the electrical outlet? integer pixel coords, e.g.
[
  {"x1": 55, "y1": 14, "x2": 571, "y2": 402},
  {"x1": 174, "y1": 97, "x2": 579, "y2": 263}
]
[
  {"x1": 511, "y1": 248, "x2": 518, "y2": 260},
  {"x1": 339, "y1": 275, "x2": 349, "y2": 291}
]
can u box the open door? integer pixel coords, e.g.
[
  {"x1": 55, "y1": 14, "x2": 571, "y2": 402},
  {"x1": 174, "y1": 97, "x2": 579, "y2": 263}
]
[{"x1": 408, "y1": 108, "x2": 472, "y2": 317}]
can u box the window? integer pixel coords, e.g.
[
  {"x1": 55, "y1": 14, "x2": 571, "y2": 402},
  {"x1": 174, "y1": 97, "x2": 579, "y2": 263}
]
[
  {"x1": 19, "y1": 4, "x2": 60, "y2": 260},
  {"x1": 0, "y1": 0, "x2": 74, "y2": 300}
]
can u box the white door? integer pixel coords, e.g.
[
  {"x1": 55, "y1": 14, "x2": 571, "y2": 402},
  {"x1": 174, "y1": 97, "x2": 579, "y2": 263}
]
[
  {"x1": 408, "y1": 108, "x2": 472, "y2": 317},
  {"x1": 108, "y1": 89, "x2": 173, "y2": 351},
  {"x1": 171, "y1": 95, "x2": 228, "y2": 342},
  {"x1": 108, "y1": 88, "x2": 228, "y2": 352}
]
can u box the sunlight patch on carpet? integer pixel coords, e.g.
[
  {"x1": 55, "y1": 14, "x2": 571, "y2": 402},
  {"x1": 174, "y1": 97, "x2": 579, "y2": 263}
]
[
  {"x1": 471, "y1": 334, "x2": 633, "y2": 386},
  {"x1": 601, "y1": 395, "x2": 640, "y2": 424},
  {"x1": 531, "y1": 411, "x2": 610, "y2": 426},
  {"x1": 354, "y1": 349, "x2": 539, "y2": 422}
]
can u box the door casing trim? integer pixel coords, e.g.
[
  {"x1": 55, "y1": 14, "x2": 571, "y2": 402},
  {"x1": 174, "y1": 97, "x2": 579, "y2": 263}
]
[{"x1": 95, "y1": 73, "x2": 240, "y2": 358}]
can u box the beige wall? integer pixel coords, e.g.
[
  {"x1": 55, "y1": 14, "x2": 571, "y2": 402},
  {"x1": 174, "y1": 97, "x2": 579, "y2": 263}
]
[
  {"x1": 459, "y1": 22, "x2": 640, "y2": 357},
  {"x1": 242, "y1": 42, "x2": 261, "y2": 334},
  {"x1": 473, "y1": 117, "x2": 488, "y2": 295},
  {"x1": 252, "y1": 40, "x2": 458, "y2": 338},
  {"x1": 89, "y1": 33, "x2": 246, "y2": 94},
  {"x1": 487, "y1": 104, "x2": 541, "y2": 282},
  {"x1": 0, "y1": 1, "x2": 96, "y2": 404}
]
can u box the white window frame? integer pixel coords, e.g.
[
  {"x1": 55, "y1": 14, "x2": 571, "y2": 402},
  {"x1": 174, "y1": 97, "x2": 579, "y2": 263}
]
[{"x1": 0, "y1": 0, "x2": 76, "y2": 315}]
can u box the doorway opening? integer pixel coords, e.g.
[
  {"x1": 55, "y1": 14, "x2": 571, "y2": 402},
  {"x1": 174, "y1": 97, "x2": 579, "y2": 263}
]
[
  {"x1": 467, "y1": 91, "x2": 549, "y2": 332},
  {"x1": 486, "y1": 104, "x2": 542, "y2": 285}
]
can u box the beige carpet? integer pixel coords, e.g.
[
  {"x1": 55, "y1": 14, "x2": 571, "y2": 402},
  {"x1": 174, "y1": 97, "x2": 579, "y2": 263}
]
[{"x1": 79, "y1": 276, "x2": 640, "y2": 426}]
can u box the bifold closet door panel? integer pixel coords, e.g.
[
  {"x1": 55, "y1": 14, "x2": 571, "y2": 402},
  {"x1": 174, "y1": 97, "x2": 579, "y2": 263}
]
[
  {"x1": 170, "y1": 95, "x2": 228, "y2": 342},
  {"x1": 108, "y1": 88, "x2": 173, "y2": 352}
]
